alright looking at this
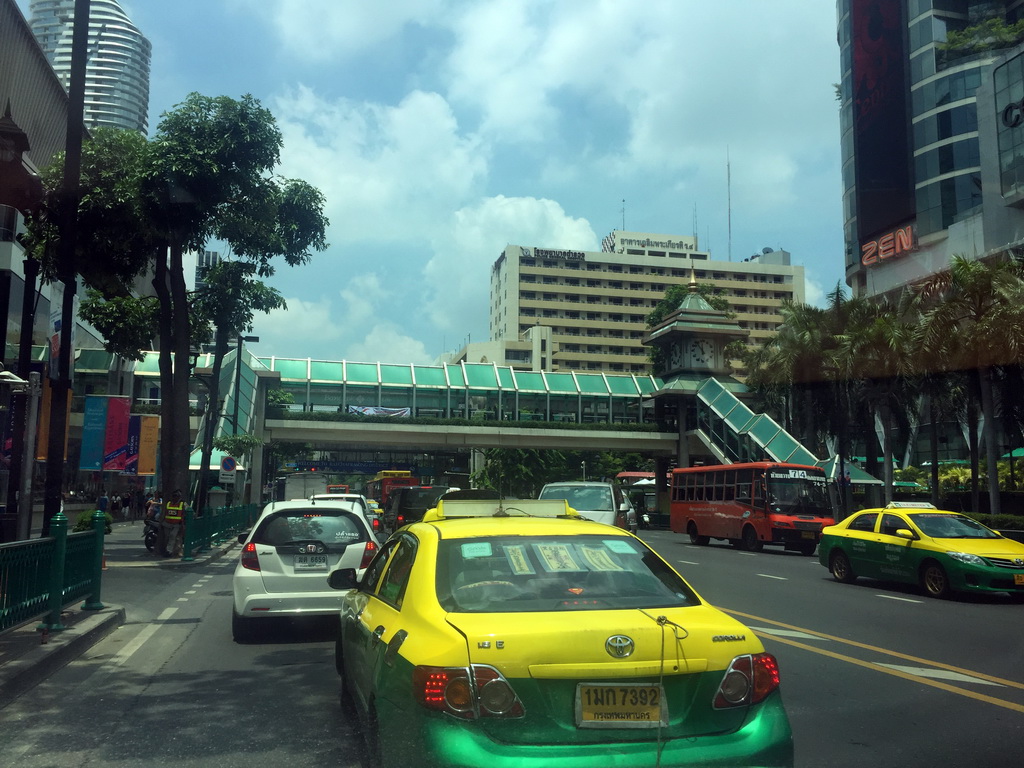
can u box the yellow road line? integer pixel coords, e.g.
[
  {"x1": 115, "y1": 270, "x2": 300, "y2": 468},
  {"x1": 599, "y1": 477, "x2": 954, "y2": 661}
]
[{"x1": 724, "y1": 608, "x2": 1024, "y2": 692}]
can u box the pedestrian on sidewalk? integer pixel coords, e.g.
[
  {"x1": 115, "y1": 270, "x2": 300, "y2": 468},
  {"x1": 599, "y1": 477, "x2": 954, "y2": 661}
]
[
  {"x1": 112, "y1": 493, "x2": 123, "y2": 522},
  {"x1": 162, "y1": 489, "x2": 186, "y2": 558},
  {"x1": 147, "y1": 490, "x2": 164, "y2": 555}
]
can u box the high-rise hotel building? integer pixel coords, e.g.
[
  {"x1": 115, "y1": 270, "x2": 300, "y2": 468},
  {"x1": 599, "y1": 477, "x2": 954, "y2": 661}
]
[
  {"x1": 29, "y1": 0, "x2": 151, "y2": 134},
  {"x1": 485, "y1": 230, "x2": 805, "y2": 375},
  {"x1": 838, "y1": 0, "x2": 1024, "y2": 299}
]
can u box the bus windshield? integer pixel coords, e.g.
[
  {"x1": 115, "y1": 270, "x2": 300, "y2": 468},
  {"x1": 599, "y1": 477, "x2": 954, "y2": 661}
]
[{"x1": 766, "y1": 474, "x2": 832, "y2": 518}]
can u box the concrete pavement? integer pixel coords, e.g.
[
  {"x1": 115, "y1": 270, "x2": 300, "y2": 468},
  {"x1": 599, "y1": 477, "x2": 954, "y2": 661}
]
[{"x1": 0, "y1": 515, "x2": 240, "y2": 710}]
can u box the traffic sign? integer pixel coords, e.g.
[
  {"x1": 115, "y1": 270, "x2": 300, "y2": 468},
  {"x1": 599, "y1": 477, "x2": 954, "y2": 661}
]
[{"x1": 220, "y1": 455, "x2": 237, "y2": 484}]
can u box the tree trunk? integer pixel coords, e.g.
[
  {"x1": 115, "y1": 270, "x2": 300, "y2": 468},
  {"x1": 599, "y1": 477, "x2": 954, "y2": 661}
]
[
  {"x1": 196, "y1": 324, "x2": 230, "y2": 513},
  {"x1": 879, "y1": 401, "x2": 894, "y2": 504},
  {"x1": 979, "y1": 366, "x2": 1001, "y2": 518}
]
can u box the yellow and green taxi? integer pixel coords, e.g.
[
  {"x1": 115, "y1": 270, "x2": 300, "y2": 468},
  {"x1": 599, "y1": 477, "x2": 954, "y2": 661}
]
[
  {"x1": 327, "y1": 498, "x2": 793, "y2": 768},
  {"x1": 818, "y1": 502, "x2": 1024, "y2": 599}
]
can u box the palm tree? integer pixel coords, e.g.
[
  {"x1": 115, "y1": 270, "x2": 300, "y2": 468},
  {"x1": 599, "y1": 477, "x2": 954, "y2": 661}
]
[
  {"x1": 833, "y1": 292, "x2": 919, "y2": 503},
  {"x1": 916, "y1": 255, "x2": 1024, "y2": 517}
]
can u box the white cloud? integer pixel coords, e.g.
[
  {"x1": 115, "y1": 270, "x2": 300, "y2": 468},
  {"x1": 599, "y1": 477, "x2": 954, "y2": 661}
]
[
  {"x1": 272, "y1": 86, "x2": 488, "y2": 246},
  {"x1": 238, "y1": 0, "x2": 448, "y2": 62},
  {"x1": 424, "y1": 195, "x2": 596, "y2": 334},
  {"x1": 347, "y1": 325, "x2": 434, "y2": 364},
  {"x1": 249, "y1": 297, "x2": 344, "y2": 360}
]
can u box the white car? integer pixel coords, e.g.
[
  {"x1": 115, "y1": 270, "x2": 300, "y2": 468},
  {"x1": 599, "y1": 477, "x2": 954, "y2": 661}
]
[
  {"x1": 231, "y1": 498, "x2": 380, "y2": 642},
  {"x1": 537, "y1": 480, "x2": 633, "y2": 529}
]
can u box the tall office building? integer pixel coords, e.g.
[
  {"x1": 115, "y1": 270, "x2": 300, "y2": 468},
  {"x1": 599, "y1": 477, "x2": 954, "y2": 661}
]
[
  {"x1": 29, "y1": 0, "x2": 151, "y2": 134},
  {"x1": 484, "y1": 230, "x2": 804, "y2": 374},
  {"x1": 839, "y1": 0, "x2": 1024, "y2": 299}
]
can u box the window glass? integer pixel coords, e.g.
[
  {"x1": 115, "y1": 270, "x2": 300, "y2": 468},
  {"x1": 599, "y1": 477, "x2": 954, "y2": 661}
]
[
  {"x1": 378, "y1": 538, "x2": 417, "y2": 607},
  {"x1": 361, "y1": 540, "x2": 396, "y2": 594},
  {"x1": 255, "y1": 509, "x2": 364, "y2": 547},
  {"x1": 848, "y1": 512, "x2": 878, "y2": 532},
  {"x1": 436, "y1": 535, "x2": 699, "y2": 613}
]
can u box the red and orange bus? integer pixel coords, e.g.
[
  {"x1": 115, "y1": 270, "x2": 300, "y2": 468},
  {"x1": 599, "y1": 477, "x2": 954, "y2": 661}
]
[
  {"x1": 326, "y1": 483, "x2": 350, "y2": 494},
  {"x1": 670, "y1": 462, "x2": 836, "y2": 555},
  {"x1": 365, "y1": 470, "x2": 419, "y2": 507}
]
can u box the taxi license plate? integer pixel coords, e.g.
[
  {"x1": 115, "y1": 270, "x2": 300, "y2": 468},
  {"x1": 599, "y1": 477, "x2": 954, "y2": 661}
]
[
  {"x1": 294, "y1": 555, "x2": 328, "y2": 571},
  {"x1": 1014, "y1": 574, "x2": 1024, "y2": 586},
  {"x1": 575, "y1": 684, "x2": 667, "y2": 729}
]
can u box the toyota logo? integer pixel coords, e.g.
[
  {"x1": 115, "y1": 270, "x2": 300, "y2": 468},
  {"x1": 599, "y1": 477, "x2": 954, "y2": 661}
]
[
  {"x1": 1014, "y1": 558, "x2": 1024, "y2": 567},
  {"x1": 605, "y1": 635, "x2": 634, "y2": 658}
]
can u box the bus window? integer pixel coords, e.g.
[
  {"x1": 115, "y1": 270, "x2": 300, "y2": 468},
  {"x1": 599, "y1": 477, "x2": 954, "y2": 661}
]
[
  {"x1": 753, "y1": 477, "x2": 767, "y2": 508},
  {"x1": 724, "y1": 469, "x2": 736, "y2": 501}
]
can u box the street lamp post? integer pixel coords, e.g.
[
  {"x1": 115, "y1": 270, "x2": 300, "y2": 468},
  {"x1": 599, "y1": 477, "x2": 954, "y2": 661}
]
[{"x1": 581, "y1": 461, "x2": 586, "y2": 482}]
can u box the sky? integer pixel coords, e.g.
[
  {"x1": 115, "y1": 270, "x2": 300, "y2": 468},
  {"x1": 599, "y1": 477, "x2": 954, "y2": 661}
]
[{"x1": 18, "y1": 0, "x2": 845, "y2": 365}]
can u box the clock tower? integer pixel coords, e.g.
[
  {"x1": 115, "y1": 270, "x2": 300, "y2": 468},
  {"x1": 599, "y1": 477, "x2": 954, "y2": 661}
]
[{"x1": 643, "y1": 273, "x2": 747, "y2": 379}]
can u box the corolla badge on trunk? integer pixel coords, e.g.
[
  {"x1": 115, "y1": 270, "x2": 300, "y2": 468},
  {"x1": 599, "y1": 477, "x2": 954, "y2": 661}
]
[{"x1": 605, "y1": 635, "x2": 634, "y2": 658}]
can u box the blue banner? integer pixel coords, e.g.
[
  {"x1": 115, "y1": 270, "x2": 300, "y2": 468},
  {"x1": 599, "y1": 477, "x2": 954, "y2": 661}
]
[{"x1": 79, "y1": 395, "x2": 108, "y2": 471}]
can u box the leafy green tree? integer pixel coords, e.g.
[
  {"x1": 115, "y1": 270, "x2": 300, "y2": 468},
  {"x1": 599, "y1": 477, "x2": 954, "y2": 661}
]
[{"x1": 33, "y1": 95, "x2": 329, "y2": 500}]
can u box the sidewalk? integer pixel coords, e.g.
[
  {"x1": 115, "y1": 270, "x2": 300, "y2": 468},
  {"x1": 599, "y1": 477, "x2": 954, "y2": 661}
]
[{"x1": 0, "y1": 517, "x2": 240, "y2": 710}]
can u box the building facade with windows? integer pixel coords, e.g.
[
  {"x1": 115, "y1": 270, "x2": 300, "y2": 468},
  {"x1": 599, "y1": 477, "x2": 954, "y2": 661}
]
[
  {"x1": 487, "y1": 230, "x2": 805, "y2": 375},
  {"x1": 29, "y1": 0, "x2": 151, "y2": 134},
  {"x1": 838, "y1": 0, "x2": 1024, "y2": 300}
]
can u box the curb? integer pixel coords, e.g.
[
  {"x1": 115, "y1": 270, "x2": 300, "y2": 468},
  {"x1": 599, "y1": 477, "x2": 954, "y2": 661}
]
[{"x1": 0, "y1": 605, "x2": 125, "y2": 711}]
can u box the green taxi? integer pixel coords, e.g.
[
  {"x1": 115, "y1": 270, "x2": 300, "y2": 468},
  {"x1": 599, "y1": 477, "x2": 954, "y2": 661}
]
[
  {"x1": 818, "y1": 502, "x2": 1024, "y2": 599},
  {"x1": 328, "y1": 498, "x2": 793, "y2": 767}
]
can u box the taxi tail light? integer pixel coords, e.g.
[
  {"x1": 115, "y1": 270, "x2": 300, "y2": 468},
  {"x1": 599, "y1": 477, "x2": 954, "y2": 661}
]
[
  {"x1": 359, "y1": 540, "x2": 378, "y2": 569},
  {"x1": 713, "y1": 653, "x2": 780, "y2": 709},
  {"x1": 412, "y1": 665, "x2": 524, "y2": 720},
  {"x1": 241, "y1": 541, "x2": 260, "y2": 572}
]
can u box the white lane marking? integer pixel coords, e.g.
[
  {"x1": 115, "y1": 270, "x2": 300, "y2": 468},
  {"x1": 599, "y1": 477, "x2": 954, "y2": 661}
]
[
  {"x1": 108, "y1": 607, "x2": 178, "y2": 667},
  {"x1": 677, "y1": 560, "x2": 700, "y2": 565},
  {"x1": 185, "y1": 590, "x2": 197, "y2": 594},
  {"x1": 876, "y1": 594, "x2": 923, "y2": 603},
  {"x1": 877, "y1": 664, "x2": 1005, "y2": 687},
  {"x1": 758, "y1": 574, "x2": 787, "y2": 581},
  {"x1": 749, "y1": 626, "x2": 830, "y2": 641},
  {"x1": 176, "y1": 597, "x2": 189, "y2": 602}
]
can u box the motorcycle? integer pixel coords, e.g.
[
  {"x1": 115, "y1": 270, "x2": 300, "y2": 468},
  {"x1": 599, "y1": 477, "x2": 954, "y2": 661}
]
[
  {"x1": 143, "y1": 518, "x2": 160, "y2": 552},
  {"x1": 640, "y1": 512, "x2": 651, "y2": 529}
]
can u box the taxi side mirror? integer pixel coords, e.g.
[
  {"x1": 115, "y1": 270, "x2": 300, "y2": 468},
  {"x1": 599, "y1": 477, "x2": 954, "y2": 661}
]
[
  {"x1": 895, "y1": 528, "x2": 917, "y2": 541},
  {"x1": 328, "y1": 568, "x2": 359, "y2": 590}
]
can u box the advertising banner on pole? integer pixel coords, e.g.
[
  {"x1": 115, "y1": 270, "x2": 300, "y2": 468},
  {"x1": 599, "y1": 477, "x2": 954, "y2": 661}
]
[
  {"x1": 35, "y1": 379, "x2": 72, "y2": 461},
  {"x1": 124, "y1": 415, "x2": 141, "y2": 475},
  {"x1": 137, "y1": 415, "x2": 159, "y2": 476},
  {"x1": 79, "y1": 395, "x2": 108, "y2": 471},
  {"x1": 102, "y1": 396, "x2": 131, "y2": 471}
]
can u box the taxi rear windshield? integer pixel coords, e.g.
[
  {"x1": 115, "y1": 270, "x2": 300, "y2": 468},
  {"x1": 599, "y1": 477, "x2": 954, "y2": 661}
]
[
  {"x1": 253, "y1": 509, "x2": 365, "y2": 547},
  {"x1": 435, "y1": 535, "x2": 698, "y2": 613}
]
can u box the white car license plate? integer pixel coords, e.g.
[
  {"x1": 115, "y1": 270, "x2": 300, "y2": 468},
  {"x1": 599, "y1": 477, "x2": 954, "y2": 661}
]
[{"x1": 294, "y1": 555, "x2": 328, "y2": 571}]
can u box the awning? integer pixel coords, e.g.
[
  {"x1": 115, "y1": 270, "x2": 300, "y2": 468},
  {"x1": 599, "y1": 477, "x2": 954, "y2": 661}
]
[
  {"x1": 817, "y1": 455, "x2": 883, "y2": 486},
  {"x1": 188, "y1": 448, "x2": 246, "y2": 472}
]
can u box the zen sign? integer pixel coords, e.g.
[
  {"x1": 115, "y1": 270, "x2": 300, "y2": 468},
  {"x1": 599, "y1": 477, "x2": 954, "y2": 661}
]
[{"x1": 861, "y1": 224, "x2": 915, "y2": 267}]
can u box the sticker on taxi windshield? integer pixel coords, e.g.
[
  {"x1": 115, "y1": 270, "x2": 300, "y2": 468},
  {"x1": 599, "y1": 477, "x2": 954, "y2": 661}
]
[
  {"x1": 533, "y1": 543, "x2": 584, "y2": 572},
  {"x1": 603, "y1": 539, "x2": 635, "y2": 554},
  {"x1": 578, "y1": 546, "x2": 624, "y2": 572},
  {"x1": 460, "y1": 542, "x2": 493, "y2": 559},
  {"x1": 503, "y1": 545, "x2": 536, "y2": 575}
]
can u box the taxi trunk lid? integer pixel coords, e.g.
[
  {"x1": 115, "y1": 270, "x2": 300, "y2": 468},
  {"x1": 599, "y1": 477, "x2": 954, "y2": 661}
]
[{"x1": 445, "y1": 606, "x2": 762, "y2": 744}]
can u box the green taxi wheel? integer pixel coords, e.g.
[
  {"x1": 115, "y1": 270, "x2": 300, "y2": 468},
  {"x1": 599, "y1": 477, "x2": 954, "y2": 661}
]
[
  {"x1": 829, "y1": 550, "x2": 856, "y2": 584},
  {"x1": 920, "y1": 561, "x2": 951, "y2": 599}
]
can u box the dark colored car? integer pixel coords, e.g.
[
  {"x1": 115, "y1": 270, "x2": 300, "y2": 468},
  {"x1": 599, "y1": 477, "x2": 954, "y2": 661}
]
[{"x1": 383, "y1": 485, "x2": 450, "y2": 532}]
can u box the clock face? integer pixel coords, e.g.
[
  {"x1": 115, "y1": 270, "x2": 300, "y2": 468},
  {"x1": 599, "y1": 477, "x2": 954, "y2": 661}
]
[
  {"x1": 668, "y1": 341, "x2": 684, "y2": 369},
  {"x1": 690, "y1": 338, "x2": 714, "y2": 366}
]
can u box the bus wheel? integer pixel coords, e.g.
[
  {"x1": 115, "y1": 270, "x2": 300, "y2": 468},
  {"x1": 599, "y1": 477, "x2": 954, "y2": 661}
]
[
  {"x1": 687, "y1": 523, "x2": 709, "y2": 546},
  {"x1": 741, "y1": 526, "x2": 763, "y2": 552},
  {"x1": 798, "y1": 541, "x2": 817, "y2": 556}
]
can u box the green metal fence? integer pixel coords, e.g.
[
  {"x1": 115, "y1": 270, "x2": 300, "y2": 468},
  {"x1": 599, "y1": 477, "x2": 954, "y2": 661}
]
[
  {"x1": 0, "y1": 511, "x2": 106, "y2": 634},
  {"x1": 181, "y1": 504, "x2": 259, "y2": 562}
]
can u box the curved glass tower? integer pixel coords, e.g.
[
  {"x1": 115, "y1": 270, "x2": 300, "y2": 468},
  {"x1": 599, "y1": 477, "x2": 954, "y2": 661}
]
[
  {"x1": 29, "y1": 0, "x2": 151, "y2": 134},
  {"x1": 837, "y1": 0, "x2": 1021, "y2": 298}
]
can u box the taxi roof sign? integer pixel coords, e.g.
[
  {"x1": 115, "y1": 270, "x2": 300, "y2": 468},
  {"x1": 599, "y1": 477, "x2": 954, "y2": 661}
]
[
  {"x1": 422, "y1": 498, "x2": 578, "y2": 522},
  {"x1": 884, "y1": 501, "x2": 936, "y2": 509}
]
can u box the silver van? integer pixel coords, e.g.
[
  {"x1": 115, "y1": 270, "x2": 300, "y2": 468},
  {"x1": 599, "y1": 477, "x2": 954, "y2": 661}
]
[{"x1": 537, "y1": 481, "x2": 634, "y2": 530}]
